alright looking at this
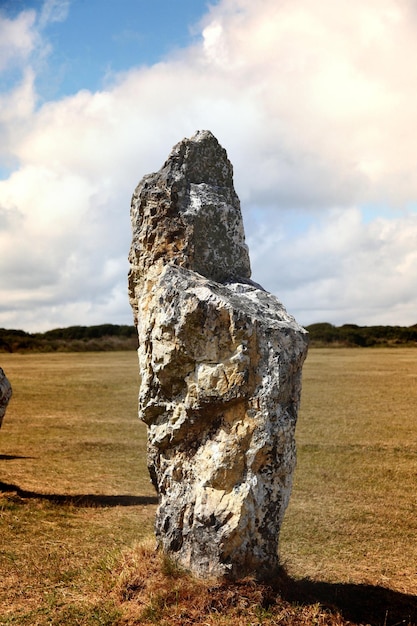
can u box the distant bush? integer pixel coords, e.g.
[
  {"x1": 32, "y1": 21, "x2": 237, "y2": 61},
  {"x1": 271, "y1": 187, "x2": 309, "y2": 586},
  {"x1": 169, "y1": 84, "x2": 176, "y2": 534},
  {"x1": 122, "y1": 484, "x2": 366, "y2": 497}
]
[
  {"x1": 306, "y1": 322, "x2": 417, "y2": 347},
  {"x1": 0, "y1": 324, "x2": 138, "y2": 353}
]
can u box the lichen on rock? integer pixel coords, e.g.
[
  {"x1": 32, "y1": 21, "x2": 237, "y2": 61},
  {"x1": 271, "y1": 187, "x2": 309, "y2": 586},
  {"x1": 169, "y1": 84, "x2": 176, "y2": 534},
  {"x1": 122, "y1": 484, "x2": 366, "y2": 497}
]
[{"x1": 128, "y1": 130, "x2": 308, "y2": 579}]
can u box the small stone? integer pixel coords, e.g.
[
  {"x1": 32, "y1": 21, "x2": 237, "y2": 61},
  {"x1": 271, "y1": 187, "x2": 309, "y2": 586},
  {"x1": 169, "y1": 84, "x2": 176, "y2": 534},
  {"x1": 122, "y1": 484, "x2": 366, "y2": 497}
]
[
  {"x1": 128, "y1": 130, "x2": 308, "y2": 579},
  {"x1": 0, "y1": 368, "x2": 12, "y2": 428}
]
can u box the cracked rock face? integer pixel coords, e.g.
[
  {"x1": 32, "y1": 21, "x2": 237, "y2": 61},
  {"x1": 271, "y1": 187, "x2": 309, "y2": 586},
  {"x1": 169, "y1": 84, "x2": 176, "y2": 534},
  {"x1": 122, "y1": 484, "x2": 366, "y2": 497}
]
[
  {"x1": 128, "y1": 130, "x2": 308, "y2": 579},
  {"x1": 0, "y1": 368, "x2": 12, "y2": 428}
]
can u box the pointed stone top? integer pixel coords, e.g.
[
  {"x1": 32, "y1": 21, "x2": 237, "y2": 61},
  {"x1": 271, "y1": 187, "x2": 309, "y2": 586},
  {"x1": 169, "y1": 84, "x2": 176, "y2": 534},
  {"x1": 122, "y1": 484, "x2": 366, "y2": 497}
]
[
  {"x1": 129, "y1": 130, "x2": 251, "y2": 286},
  {"x1": 162, "y1": 129, "x2": 234, "y2": 189}
]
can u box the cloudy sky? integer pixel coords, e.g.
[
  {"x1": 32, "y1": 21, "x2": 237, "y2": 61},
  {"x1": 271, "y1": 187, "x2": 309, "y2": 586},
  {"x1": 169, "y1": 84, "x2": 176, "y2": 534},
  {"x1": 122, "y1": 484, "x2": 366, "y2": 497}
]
[{"x1": 1, "y1": 0, "x2": 417, "y2": 332}]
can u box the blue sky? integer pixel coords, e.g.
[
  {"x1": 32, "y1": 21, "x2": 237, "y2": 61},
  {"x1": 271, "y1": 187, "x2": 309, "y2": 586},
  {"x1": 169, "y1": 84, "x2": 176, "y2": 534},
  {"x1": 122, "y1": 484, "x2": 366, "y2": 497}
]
[
  {"x1": 1, "y1": 0, "x2": 209, "y2": 98},
  {"x1": 1, "y1": 0, "x2": 417, "y2": 331},
  {"x1": 35, "y1": 0, "x2": 209, "y2": 96}
]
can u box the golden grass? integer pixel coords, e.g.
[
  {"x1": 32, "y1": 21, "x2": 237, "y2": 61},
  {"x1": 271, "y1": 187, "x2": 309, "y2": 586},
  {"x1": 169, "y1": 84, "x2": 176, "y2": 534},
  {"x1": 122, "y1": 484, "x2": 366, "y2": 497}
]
[
  {"x1": 1, "y1": 348, "x2": 417, "y2": 624},
  {"x1": 0, "y1": 352, "x2": 151, "y2": 495},
  {"x1": 280, "y1": 348, "x2": 417, "y2": 597},
  {"x1": 0, "y1": 352, "x2": 155, "y2": 625}
]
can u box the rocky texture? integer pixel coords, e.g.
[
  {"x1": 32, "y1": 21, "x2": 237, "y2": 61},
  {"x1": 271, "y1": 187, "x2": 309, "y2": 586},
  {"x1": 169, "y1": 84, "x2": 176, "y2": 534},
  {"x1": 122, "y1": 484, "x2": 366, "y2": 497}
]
[
  {"x1": 0, "y1": 368, "x2": 12, "y2": 428},
  {"x1": 128, "y1": 130, "x2": 308, "y2": 579}
]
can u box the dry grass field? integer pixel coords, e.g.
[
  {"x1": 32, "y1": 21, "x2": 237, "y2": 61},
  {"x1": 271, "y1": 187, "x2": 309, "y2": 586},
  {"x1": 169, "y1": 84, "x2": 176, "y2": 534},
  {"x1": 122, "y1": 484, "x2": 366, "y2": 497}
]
[{"x1": 0, "y1": 349, "x2": 416, "y2": 624}]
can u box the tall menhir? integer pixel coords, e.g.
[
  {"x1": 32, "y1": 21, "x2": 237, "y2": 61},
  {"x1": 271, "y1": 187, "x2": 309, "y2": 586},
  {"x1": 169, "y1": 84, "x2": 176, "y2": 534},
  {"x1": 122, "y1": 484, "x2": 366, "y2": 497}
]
[{"x1": 128, "y1": 130, "x2": 308, "y2": 579}]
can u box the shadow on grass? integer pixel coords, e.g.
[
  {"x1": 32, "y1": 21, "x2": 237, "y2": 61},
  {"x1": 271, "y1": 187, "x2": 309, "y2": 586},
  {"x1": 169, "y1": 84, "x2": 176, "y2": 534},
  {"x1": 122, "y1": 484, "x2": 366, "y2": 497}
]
[
  {"x1": 0, "y1": 454, "x2": 35, "y2": 460},
  {"x1": 274, "y1": 568, "x2": 417, "y2": 626},
  {"x1": 1, "y1": 479, "x2": 415, "y2": 625},
  {"x1": 0, "y1": 480, "x2": 158, "y2": 507}
]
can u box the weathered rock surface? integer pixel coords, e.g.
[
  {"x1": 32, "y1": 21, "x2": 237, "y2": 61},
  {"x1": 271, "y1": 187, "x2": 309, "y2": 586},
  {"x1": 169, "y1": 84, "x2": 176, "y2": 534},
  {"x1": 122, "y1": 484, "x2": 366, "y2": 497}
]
[
  {"x1": 128, "y1": 130, "x2": 308, "y2": 579},
  {"x1": 0, "y1": 368, "x2": 12, "y2": 428}
]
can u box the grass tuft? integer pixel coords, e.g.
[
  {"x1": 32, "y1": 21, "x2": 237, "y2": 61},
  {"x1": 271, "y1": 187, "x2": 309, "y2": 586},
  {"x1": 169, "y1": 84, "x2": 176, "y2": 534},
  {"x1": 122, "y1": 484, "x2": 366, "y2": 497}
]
[{"x1": 113, "y1": 540, "x2": 353, "y2": 625}]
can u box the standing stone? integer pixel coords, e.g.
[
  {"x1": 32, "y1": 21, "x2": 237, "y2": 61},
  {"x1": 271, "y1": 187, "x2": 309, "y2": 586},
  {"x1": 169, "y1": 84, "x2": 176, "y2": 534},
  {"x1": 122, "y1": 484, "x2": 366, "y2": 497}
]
[
  {"x1": 128, "y1": 130, "x2": 308, "y2": 579},
  {"x1": 0, "y1": 368, "x2": 12, "y2": 428}
]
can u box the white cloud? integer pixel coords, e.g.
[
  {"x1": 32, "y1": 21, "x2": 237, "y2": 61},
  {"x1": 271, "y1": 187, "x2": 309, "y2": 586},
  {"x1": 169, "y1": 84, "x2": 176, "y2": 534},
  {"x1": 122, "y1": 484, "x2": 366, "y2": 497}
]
[
  {"x1": 39, "y1": 0, "x2": 70, "y2": 28},
  {"x1": 1, "y1": 0, "x2": 417, "y2": 330},
  {"x1": 0, "y1": 9, "x2": 38, "y2": 72},
  {"x1": 247, "y1": 207, "x2": 417, "y2": 326},
  {"x1": 195, "y1": 0, "x2": 417, "y2": 207}
]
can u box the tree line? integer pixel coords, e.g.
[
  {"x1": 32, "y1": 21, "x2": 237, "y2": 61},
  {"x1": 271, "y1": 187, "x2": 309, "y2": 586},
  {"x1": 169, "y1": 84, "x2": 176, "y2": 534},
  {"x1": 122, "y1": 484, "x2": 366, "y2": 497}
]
[
  {"x1": 0, "y1": 324, "x2": 138, "y2": 353},
  {"x1": 306, "y1": 322, "x2": 417, "y2": 347},
  {"x1": 1, "y1": 322, "x2": 417, "y2": 352}
]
